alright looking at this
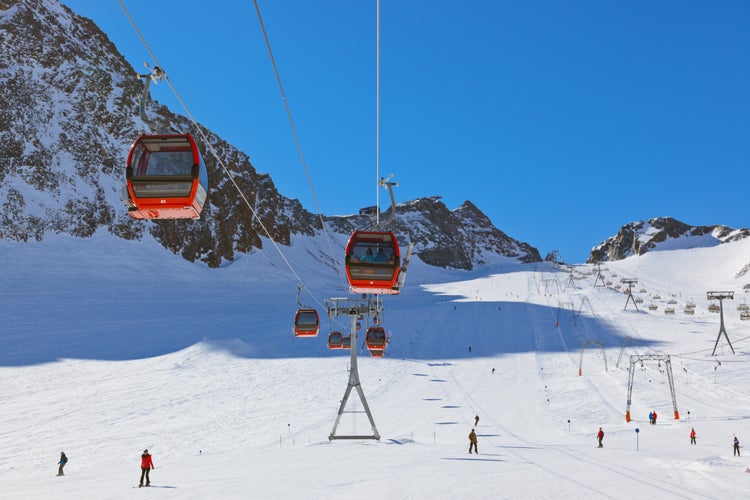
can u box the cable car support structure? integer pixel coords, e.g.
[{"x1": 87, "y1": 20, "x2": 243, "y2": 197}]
[{"x1": 326, "y1": 298, "x2": 381, "y2": 441}]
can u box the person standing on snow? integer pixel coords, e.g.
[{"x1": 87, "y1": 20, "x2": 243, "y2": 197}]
[
  {"x1": 690, "y1": 428, "x2": 697, "y2": 445},
  {"x1": 652, "y1": 410, "x2": 658, "y2": 425},
  {"x1": 139, "y1": 449, "x2": 155, "y2": 487},
  {"x1": 597, "y1": 427, "x2": 604, "y2": 448},
  {"x1": 648, "y1": 411, "x2": 654, "y2": 425},
  {"x1": 474, "y1": 415, "x2": 480, "y2": 426},
  {"x1": 468, "y1": 429, "x2": 478, "y2": 454},
  {"x1": 57, "y1": 452, "x2": 68, "y2": 476},
  {"x1": 734, "y1": 436, "x2": 741, "y2": 457}
]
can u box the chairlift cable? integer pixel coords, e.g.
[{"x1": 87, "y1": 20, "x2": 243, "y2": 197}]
[
  {"x1": 252, "y1": 0, "x2": 347, "y2": 290},
  {"x1": 117, "y1": 0, "x2": 325, "y2": 310},
  {"x1": 375, "y1": 0, "x2": 381, "y2": 224}
]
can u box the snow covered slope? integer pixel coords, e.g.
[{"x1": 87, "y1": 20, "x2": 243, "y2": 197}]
[{"x1": 1, "y1": 234, "x2": 750, "y2": 499}]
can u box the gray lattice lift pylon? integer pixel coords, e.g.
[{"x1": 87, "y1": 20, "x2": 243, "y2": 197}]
[
  {"x1": 625, "y1": 354, "x2": 679, "y2": 422},
  {"x1": 708, "y1": 291, "x2": 735, "y2": 356},
  {"x1": 327, "y1": 298, "x2": 381, "y2": 441}
]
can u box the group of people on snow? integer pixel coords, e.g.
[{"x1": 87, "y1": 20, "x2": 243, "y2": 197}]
[
  {"x1": 54, "y1": 449, "x2": 155, "y2": 486},
  {"x1": 595, "y1": 422, "x2": 740, "y2": 456}
]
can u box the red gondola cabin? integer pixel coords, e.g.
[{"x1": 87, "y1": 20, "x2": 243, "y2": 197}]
[
  {"x1": 327, "y1": 331, "x2": 344, "y2": 349},
  {"x1": 345, "y1": 231, "x2": 401, "y2": 295},
  {"x1": 294, "y1": 308, "x2": 319, "y2": 337},
  {"x1": 122, "y1": 134, "x2": 208, "y2": 220},
  {"x1": 365, "y1": 326, "x2": 387, "y2": 350}
]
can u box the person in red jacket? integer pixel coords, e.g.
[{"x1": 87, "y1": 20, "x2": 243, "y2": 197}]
[
  {"x1": 597, "y1": 427, "x2": 604, "y2": 448},
  {"x1": 690, "y1": 428, "x2": 697, "y2": 445},
  {"x1": 139, "y1": 449, "x2": 155, "y2": 487}
]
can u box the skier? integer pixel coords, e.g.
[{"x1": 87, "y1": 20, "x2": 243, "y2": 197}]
[
  {"x1": 597, "y1": 427, "x2": 604, "y2": 448},
  {"x1": 652, "y1": 410, "x2": 658, "y2": 425},
  {"x1": 139, "y1": 449, "x2": 155, "y2": 487},
  {"x1": 648, "y1": 411, "x2": 654, "y2": 425},
  {"x1": 734, "y1": 436, "x2": 741, "y2": 457},
  {"x1": 474, "y1": 415, "x2": 480, "y2": 426},
  {"x1": 468, "y1": 429, "x2": 478, "y2": 454},
  {"x1": 690, "y1": 428, "x2": 697, "y2": 445},
  {"x1": 57, "y1": 452, "x2": 67, "y2": 476}
]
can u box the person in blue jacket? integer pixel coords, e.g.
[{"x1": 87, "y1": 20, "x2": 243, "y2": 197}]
[{"x1": 57, "y1": 452, "x2": 68, "y2": 476}]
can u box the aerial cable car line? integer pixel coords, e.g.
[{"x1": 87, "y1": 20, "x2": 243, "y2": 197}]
[
  {"x1": 116, "y1": 0, "x2": 328, "y2": 311},
  {"x1": 252, "y1": 0, "x2": 346, "y2": 290}
]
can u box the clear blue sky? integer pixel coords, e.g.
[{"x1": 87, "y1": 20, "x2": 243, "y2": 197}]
[{"x1": 62, "y1": 0, "x2": 750, "y2": 263}]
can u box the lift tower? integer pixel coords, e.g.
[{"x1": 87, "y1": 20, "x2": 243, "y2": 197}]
[
  {"x1": 621, "y1": 278, "x2": 639, "y2": 311},
  {"x1": 625, "y1": 354, "x2": 679, "y2": 422},
  {"x1": 593, "y1": 262, "x2": 606, "y2": 287},
  {"x1": 326, "y1": 298, "x2": 381, "y2": 441},
  {"x1": 707, "y1": 291, "x2": 735, "y2": 356}
]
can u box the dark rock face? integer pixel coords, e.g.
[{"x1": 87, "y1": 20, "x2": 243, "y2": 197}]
[
  {"x1": 389, "y1": 198, "x2": 540, "y2": 269},
  {"x1": 0, "y1": 0, "x2": 540, "y2": 270},
  {"x1": 588, "y1": 217, "x2": 750, "y2": 263}
]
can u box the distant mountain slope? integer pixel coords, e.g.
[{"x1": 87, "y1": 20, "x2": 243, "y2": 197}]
[
  {"x1": 587, "y1": 216, "x2": 750, "y2": 262},
  {"x1": 0, "y1": 0, "x2": 540, "y2": 269}
]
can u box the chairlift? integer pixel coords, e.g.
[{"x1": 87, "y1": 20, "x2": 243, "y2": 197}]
[
  {"x1": 708, "y1": 303, "x2": 721, "y2": 313},
  {"x1": 737, "y1": 299, "x2": 749, "y2": 312},
  {"x1": 122, "y1": 134, "x2": 209, "y2": 219},
  {"x1": 293, "y1": 308, "x2": 319, "y2": 337},
  {"x1": 345, "y1": 231, "x2": 401, "y2": 295}
]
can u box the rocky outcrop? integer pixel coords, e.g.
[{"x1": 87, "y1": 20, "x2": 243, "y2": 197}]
[{"x1": 588, "y1": 217, "x2": 750, "y2": 262}]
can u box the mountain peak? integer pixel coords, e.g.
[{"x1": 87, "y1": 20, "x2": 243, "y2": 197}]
[{"x1": 588, "y1": 216, "x2": 750, "y2": 262}]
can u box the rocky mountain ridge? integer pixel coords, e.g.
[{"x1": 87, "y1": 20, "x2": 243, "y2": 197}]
[
  {"x1": 0, "y1": 0, "x2": 541, "y2": 270},
  {"x1": 588, "y1": 216, "x2": 750, "y2": 263}
]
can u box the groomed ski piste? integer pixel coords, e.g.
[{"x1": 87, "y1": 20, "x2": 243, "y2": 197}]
[{"x1": 1, "y1": 232, "x2": 750, "y2": 499}]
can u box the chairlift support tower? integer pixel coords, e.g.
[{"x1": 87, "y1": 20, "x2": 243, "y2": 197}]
[
  {"x1": 625, "y1": 354, "x2": 679, "y2": 422},
  {"x1": 593, "y1": 262, "x2": 606, "y2": 287},
  {"x1": 565, "y1": 266, "x2": 577, "y2": 290},
  {"x1": 326, "y1": 298, "x2": 381, "y2": 441},
  {"x1": 621, "y1": 278, "x2": 639, "y2": 311},
  {"x1": 707, "y1": 291, "x2": 735, "y2": 356}
]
